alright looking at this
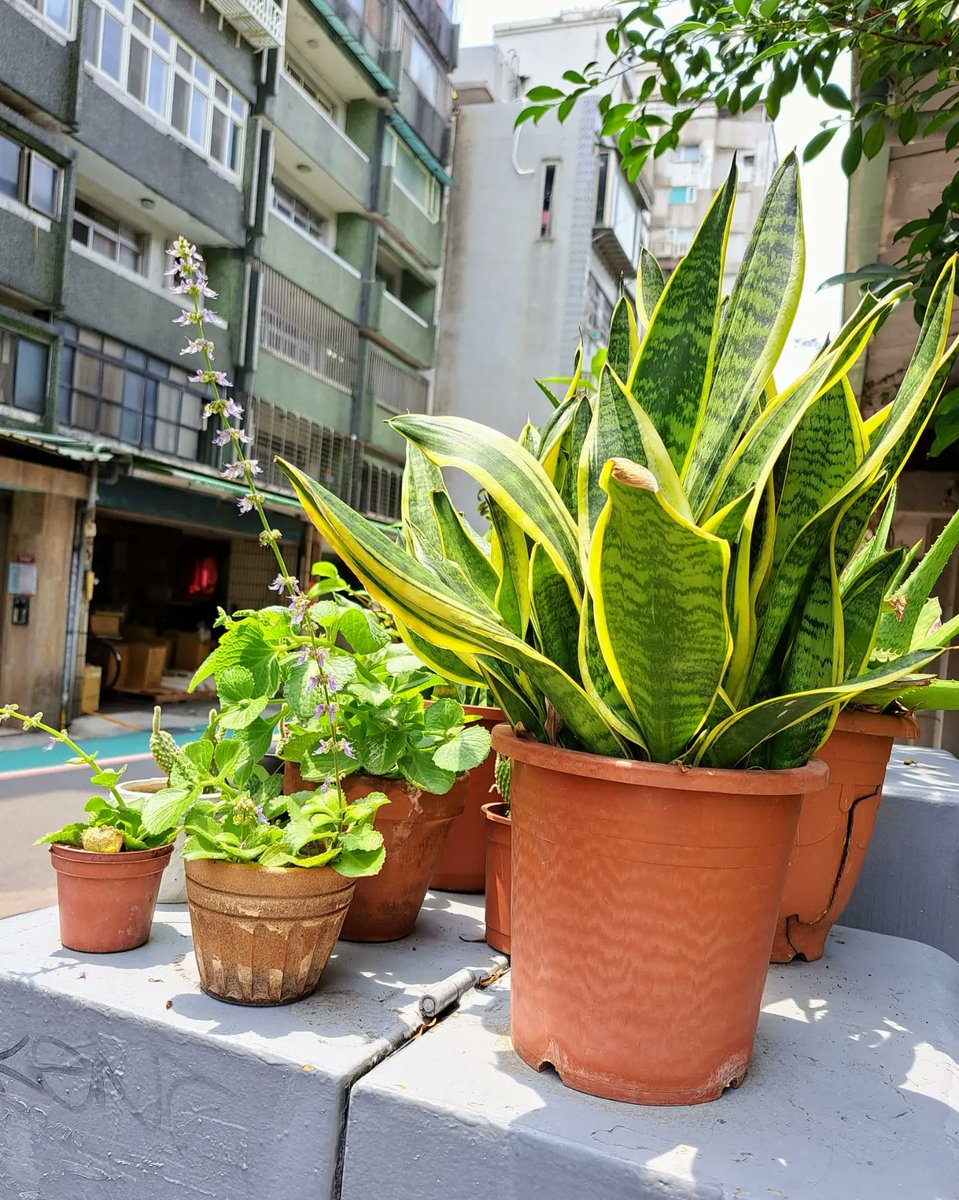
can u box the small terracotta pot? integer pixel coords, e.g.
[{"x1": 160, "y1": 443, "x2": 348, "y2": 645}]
[
  {"x1": 185, "y1": 858, "x2": 355, "y2": 1005},
  {"x1": 494, "y1": 726, "x2": 828, "y2": 1106},
  {"x1": 118, "y1": 778, "x2": 219, "y2": 904},
  {"x1": 771, "y1": 709, "x2": 919, "y2": 964},
  {"x1": 50, "y1": 842, "x2": 173, "y2": 953},
  {"x1": 482, "y1": 801, "x2": 511, "y2": 954},
  {"x1": 431, "y1": 706, "x2": 503, "y2": 892}
]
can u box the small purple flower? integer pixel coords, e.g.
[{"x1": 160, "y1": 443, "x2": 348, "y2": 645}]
[
  {"x1": 247, "y1": 459, "x2": 262, "y2": 476},
  {"x1": 288, "y1": 594, "x2": 309, "y2": 623},
  {"x1": 306, "y1": 674, "x2": 320, "y2": 694},
  {"x1": 189, "y1": 369, "x2": 232, "y2": 388},
  {"x1": 237, "y1": 494, "x2": 255, "y2": 514},
  {"x1": 43, "y1": 736, "x2": 56, "y2": 752},
  {"x1": 221, "y1": 461, "x2": 245, "y2": 482},
  {"x1": 326, "y1": 673, "x2": 339, "y2": 694},
  {"x1": 316, "y1": 647, "x2": 329, "y2": 668},
  {"x1": 296, "y1": 645, "x2": 311, "y2": 666},
  {"x1": 313, "y1": 701, "x2": 328, "y2": 719},
  {"x1": 254, "y1": 805, "x2": 267, "y2": 825},
  {"x1": 180, "y1": 338, "x2": 215, "y2": 357},
  {"x1": 225, "y1": 398, "x2": 244, "y2": 419},
  {"x1": 213, "y1": 428, "x2": 232, "y2": 447},
  {"x1": 340, "y1": 739, "x2": 354, "y2": 757},
  {"x1": 268, "y1": 574, "x2": 286, "y2": 594}
]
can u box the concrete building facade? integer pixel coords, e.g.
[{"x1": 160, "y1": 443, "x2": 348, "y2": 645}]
[{"x1": 0, "y1": 0, "x2": 458, "y2": 719}]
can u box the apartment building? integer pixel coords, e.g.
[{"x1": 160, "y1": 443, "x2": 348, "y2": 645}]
[{"x1": 0, "y1": 0, "x2": 457, "y2": 718}]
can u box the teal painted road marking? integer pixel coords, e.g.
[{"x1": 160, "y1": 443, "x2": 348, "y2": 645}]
[{"x1": 0, "y1": 727, "x2": 205, "y2": 777}]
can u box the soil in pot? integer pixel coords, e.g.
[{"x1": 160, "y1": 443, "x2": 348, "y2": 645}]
[
  {"x1": 51, "y1": 842, "x2": 174, "y2": 953},
  {"x1": 185, "y1": 858, "x2": 355, "y2": 1005},
  {"x1": 482, "y1": 801, "x2": 511, "y2": 954},
  {"x1": 771, "y1": 710, "x2": 918, "y2": 964},
  {"x1": 432, "y1": 706, "x2": 503, "y2": 892},
  {"x1": 493, "y1": 725, "x2": 828, "y2": 1106}
]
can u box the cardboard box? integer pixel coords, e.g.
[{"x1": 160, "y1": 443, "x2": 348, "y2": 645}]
[
  {"x1": 174, "y1": 632, "x2": 213, "y2": 673},
  {"x1": 118, "y1": 641, "x2": 169, "y2": 692},
  {"x1": 80, "y1": 665, "x2": 102, "y2": 715},
  {"x1": 89, "y1": 611, "x2": 122, "y2": 637}
]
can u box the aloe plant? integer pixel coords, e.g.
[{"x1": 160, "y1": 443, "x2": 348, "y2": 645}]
[{"x1": 277, "y1": 153, "x2": 958, "y2": 770}]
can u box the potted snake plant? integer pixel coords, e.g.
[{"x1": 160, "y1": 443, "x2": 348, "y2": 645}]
[
  {"x1": 772, "y1": 501, "x2": 959, "y2": 962},
  {"x1": 278, "y1": 155, "x2": 955, "y2": 1104}
]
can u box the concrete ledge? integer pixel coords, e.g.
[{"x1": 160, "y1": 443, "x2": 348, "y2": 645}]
[
  {"x1": 0, "y1": 893, "x2": 501, "y2": 1200},
  {"x1": 843, "y1": 745, "x2": 959, "y2": 962},
  {"x1": 341, "y1": 927, "x2": 959, "y2": 1200}
]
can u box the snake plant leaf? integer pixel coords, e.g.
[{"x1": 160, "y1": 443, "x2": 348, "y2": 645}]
[
  {"x1": 920, "y1": 610, "x2": 959, "y2": 650},
  {"x1": 391, "y1": 414, "x2": 582, "y2": 599},
  {"x1": 894, "y1": 679, "x2": 959, "y2": 711},
  {"x1": 577, "y1": 367, "x2": 690, "y2": 568},
  {"x1": 578, "y1": 592, "x2": 648, "y2": 746},
  {"x1": 537, "y1": 392, "x2": 581, "y2": 483},
  {"x1": 520, "y1": 422, "x2": 541, "y2": 457},
  {"x1": 559, "y1": 393, "x2": 593, "y2": 517},
  {"x1": 529, "y1": 544, "x2": 581, "y2": 682},
  {"x1": 429, "y1": 489, "x2": 499, "y2": 609},
  {"x1": 488, "y1": 494, "x2": 530, "y2": 638},
  {"x1": 627, "y1": 163, "x2": 735, "y2": 474},
  {"x1": 280, "y1": 458, "x2": 625, "y2": 756},
  {"x1": 840, "y1": 483, "x2": 897, "y2": 593},
  {"x1": 607, "y1": 293, "x2": 638, "y2": 379},
  {"x1": 684, "y1": 153, "x2": 805, "y2": 514},
  {"x1": 841, "y1": 549, "x2": 908, "y2": 680},
  {"x1": 590, "y1": 459, "x2": 732, "y2": 762},
  {"x1": 878, "y1": 507, "x2": 959, "y2": 657},
  {"x1": 394, "y1": 619, "x2": 485, "y2": 687},
  {"x1": 695, "y1": 647, "x2": 943, "y2": 769},
  {"x1": 402, "y1": 443, "x2": 446, "y2": 563},
  {"x1": 637, "y1": 247, "x2": 665, "y2": 326}
]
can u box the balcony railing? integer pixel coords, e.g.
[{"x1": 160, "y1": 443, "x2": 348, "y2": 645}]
[
  {"x1": 258, "y1": 267, "x2": 358, "y2": 392},
  {"x1": 366, "y1": 347, "x2": 429, "y2": 414},
  {"x1": 206, "y1": 0, "x2": 285, "y2": 49}
]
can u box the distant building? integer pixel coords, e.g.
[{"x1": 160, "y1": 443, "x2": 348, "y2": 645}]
[
  {"x1": 435, "y1": 8, "x2": 775, "y2": 515},
  {"x1": 0, "y1": 0, "x2": 457, "y2": 718}
]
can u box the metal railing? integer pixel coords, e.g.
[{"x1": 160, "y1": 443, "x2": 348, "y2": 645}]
[
  {"x1": 206, "y1": 0, "x2": 285, "y2": 49},
  {"x1": 356, "y1": 458, "x2": 402, "y2": 522},
  {"x1": 258, "y1": 266, "x2": 358, "y2": 393},
  {"x1": 366, "y1": 348, "x2": 429, "y2": 414}
]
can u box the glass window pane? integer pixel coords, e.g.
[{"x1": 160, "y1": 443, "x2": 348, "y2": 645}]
[
  {"x1": 194, "y1": 61, "x2": 211, "y2": 89},
  {"x1": 231, "y1": 94, "x2": 245, "y2": 117},
  {"x1": 84, "y1": 3, "x2": 100, "y2": 61},
  {"x1": 176, "y1": 425, "x2": 199, "y2": 459},
  {"x1": 92, "y1": 230, "x2": 116, "y2": 259},
  {"x1": 228, "y1": 120, "x2": 241, "y2": 172},
  {"x1": 180, "y1": 391, "x2": 201, "y2": 427},
  {"x1": 152, "y1": 23, "x2": 171, "y2": 53},
  {"x1": 172, "y1": 74, "x2": 190, "y2": 134},
  {"x1": 74, "y1": 350, "x2": 100, "y2": 392},
  {"x1": 118, "y1": 243, "x2": 140, "y2": 272},
  {"x1": 28, "y1": 156, "x2": 59, "y2": 218},
  {"x1": 148, "y1": 52, "x2": 168, "y2": 115},
  {"x1": 214, "y1": 80, "x2": 227, "y2": 104},
  {"x1": 176, "y1": 45, "x2": 192, "y2": 71},
  {"x1": 189, "y1": 90, "x2": 208, "y2": 146},
  {"x1": 120, "y1": 372, "x2": 145, "y2": 443},
  {"x1": 100, "y1": 12, "x2": 123, "y2": 82},
  {"x1": 132, "y1": 5, "x2": 150, "y2": 34},
  {"x1": 127, "y1": 37, "x2": 148, "y2": 103},
  {"x1": 13, "y1": 338, "x2": 47, "y2": 413},
  {"x1": 0, "y1": 136, "x2": 21, "y2": 201},
  {"x1": 72, "y1": 218, "x2": 89, "y2": 245},
  {"x1": 210, "y1": 107, "x2": 226, "y2": 164},
  {"x1": 46, "y1": 0, "x2": 71, "y2": 30},
  {"x1": 101, "y1": 361, "x2": 123, "y2": 403}
]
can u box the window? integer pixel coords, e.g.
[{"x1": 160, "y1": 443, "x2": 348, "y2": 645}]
[
  {"x1": 58, "y1": 324, "x2": 208, "y2": 459},
  {"x1": 667, "y1": 227, "x2": 695, "y2": 254},
  {"x1": 739, "y1": 152, "x2": 756, "y2": 184},
  {"x1": 672, "y1": 144, "x2": 700, "y2": 163},
  {"x1": 399, "y1": 16, "x2": 451, "y2": 117},
  {"x1": 0, "y1": 329, "x2": 49, "y2": 415},
  {"x1": 540, "y1": 162, "x2": 557, "y2": 239},
  {"x1": 0, "y1": 133, "x2": 61, "y2": 218},
  {"x1": 384, "y1": 131, "x2": 441, "y2": 220},
  {"x1": 585, "y1": 275, "x2": 614, "y2": 343},
  {"x1": 17, "y1": 0, "x2": 73, "y2": 33},
  {"x1": 72, "y1": 198, "x2": 147, "y2": 273},
  {"x1": 259, "y1": 267, "x2": 357, "y2": 393},
  {"x1": 595, "y1": 151, "x2": 610, "y2": 225},
  {"x1": 271, "y1": 180, "x2": 328, "y2": 245},
  {"x1": 284, "y1": 59, "x2": 338, "y2": 118},
  {"x1": 86, "y1": 1, "x2": 247, "y2": 174},
  {"x1": 669, "y1": 186, "x2": 696, "y2": 205}
]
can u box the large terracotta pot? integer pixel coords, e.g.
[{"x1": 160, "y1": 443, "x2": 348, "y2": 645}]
[
  {"x1": 50, "y1": 842, "x2": 173, "y2": 953},
  {"x1": 283, "y1": 766, "x2": 468, "y2": 942},
  {"x1": 185, "y1": 858, "x2": 354, "y2": 1005},
  {"x1": 119, "y1": 778, "x2": 219, "y2": 904},
  {"x1": 482, "y1": 801, "x2": 511, "y2": 954},
  {"x1": 432, "y1": 706, "x2": 503, "y2": 892},
  {"x1": 493, "y1": 726, "x2": 828, "y2": 1106},
  {"x1": 771, "y1": 709, "x2": 919, "y2": 964}
]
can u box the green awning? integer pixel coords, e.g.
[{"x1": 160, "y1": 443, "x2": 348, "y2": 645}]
[
  {"x1": 0, "y1": 428, "x2": 115, "y2": 462},
  {"x1": 307, "y1": 0, "x2": 397, "y2": 94},
  {"x1": 133, "y1": 459, "x2": 303, "y2": 515},
  {"x1": 387, "y1": 111, "x2": 454, "y2": 188}
]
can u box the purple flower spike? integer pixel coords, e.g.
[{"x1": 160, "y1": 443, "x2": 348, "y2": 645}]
[
  {"x1": 268, "y1": 574, "x2": 286, "y2": 594},
  {"x1": 225, "y1": 398, "x2": 244, "y2": 419},
  {"x1": 305, "y1": 674, "x2": 319, "y2": 694},
  {"x1": 296, "y1": 645, "x2": 311, "y2": 666},
  {"x1": 237, "y1": 494, "x2": 255, "y2": 514}
]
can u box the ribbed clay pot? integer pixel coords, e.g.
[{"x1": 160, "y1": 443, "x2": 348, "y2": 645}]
[
  {"x1": 185, "y1": 858, "x2": 355, "y2": 1005},
  {"x1": 431, "y1": 706, "x2": 503, "y2": 892},
  {"x1": 50, "y1": 842, "x2": 173, "y2": 953},
  {"x1": 493, "y1": 726, "x2": 828, "y2": 1106},
  {"x1": 482, "y1": 801, "x2": 511, "y2": 954},
  {"x1": 771, "y1": 709, "x2": 918, "y2": 964},
  {"x1": 118, "y1": 778, "x2": 219, "y2": 904}
]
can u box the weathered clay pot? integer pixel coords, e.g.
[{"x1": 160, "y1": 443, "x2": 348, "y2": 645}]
[
  {"x1": 431, "y1": 706, "x2": 503, "y2": 892},
  {"x1": 771, "y1": 709, "x2": 919, "y2": 964},
  {"x1": 340, "y1": 774, "x2": 467, "y2": 941},
  {"x1": 185, "y1": 858, "x2": 355, "y2": 1005},
  {"x1": 482, "y1": 801, "x2": 511, "y2": 954},
  {"x1": 50, "y1": 842, "x2": 173, "y2": 953},
  {"x1": 118, "y1": 778, "x2": 218, "y2": 904},
  {"x1": 494, "y1": 726, "x2": 828, "y2": 1106}
]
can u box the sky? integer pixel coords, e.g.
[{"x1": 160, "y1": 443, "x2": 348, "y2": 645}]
[{"x1": 458, "y1": 0, "x2": 849, "y2": 380}]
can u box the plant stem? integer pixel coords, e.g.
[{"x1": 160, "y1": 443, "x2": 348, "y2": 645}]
[{"x1": 0, "y1": 709, "x2": 125, "y2": 804}]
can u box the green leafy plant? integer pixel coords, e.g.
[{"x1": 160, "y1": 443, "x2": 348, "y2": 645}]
[
  {"x1": 0, "y1": 706, "x2": 176, "y2": 852},
  {"x1": 274, "y1": 156, "x2": 958, "y2": 771}
]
